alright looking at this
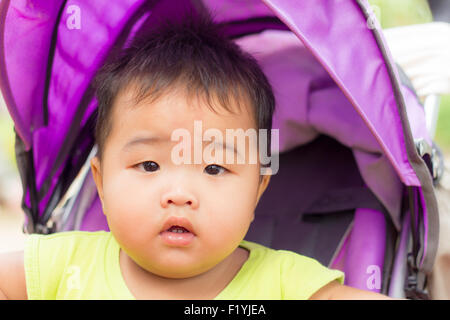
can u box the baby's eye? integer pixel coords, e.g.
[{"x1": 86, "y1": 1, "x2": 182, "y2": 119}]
[
  {"x1": 204, "y1": 164, "x2": 228, "y2": 176},
  {"x1": 137, "y1": 161, "x2": 160, "y2": 172}
]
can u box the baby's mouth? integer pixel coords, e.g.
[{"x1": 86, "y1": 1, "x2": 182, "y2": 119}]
[
  {"x1": 160, "y1": 224, "x2": 196, "y2": 246},
  {"x1": 166, "y1": 225, "x2": 191, "y2": 233},
  {"x1": 160, "y1": 216, "x2": 196, "y2": 236}
]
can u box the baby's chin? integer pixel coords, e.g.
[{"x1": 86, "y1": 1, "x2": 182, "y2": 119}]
[
  {"x1": 139, "y1": 260, "x2": 220, "y2": 279},
  {"x1": 153, "y1": 268, "x2": 209, "y2": 279},
  {"x1": 121, "y1": 238, "x2": 242, "y2": 279}
]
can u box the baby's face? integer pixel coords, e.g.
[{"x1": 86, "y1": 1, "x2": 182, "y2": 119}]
[{"x1": 91, "y1": 87, "x2": 270, "y2": 278}]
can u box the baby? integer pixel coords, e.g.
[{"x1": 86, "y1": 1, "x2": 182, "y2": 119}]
[{"x1": 0, "y1": 14, "x2": 390, "y2": 300}]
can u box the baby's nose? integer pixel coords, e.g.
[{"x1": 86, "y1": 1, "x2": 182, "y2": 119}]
[{"x1": 160, "y1": 189, "x2": 199, "y2": 209}]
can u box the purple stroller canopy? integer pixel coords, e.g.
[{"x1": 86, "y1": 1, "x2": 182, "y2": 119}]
[{"x1": 0, "y1": 0, "x2": 438, "y2": 278}]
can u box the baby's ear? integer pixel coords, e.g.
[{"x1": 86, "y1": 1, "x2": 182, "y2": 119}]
[{"x1": 90, "y1": 156, "x2": 105, "y2": 214}]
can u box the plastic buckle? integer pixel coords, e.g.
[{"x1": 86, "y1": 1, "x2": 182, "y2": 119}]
[
  {"x1": 415, "y1": 139, "x2": 432, "y2": 173},
  {"x1": 404, "y1": 253, "x2": 429, "y2": 300},
  {"x1": 415, "y1": 138, "x2": 443, "y2": 182}
]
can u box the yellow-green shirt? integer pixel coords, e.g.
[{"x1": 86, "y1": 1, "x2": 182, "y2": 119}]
[{"x1": 24, "y1": 231, "x2": 344, "y2": 299}]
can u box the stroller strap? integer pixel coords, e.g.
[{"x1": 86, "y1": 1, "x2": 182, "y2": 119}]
[{"x1": 305, "y1": 187, "x2": 388, "y2": 217}]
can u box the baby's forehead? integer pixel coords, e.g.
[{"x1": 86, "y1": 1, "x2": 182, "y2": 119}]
[{"x1": 111, "y1": 83, "x2": 257, "y2": 131}]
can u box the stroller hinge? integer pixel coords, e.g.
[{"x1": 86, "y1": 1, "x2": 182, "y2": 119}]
[
  {"x1": 414, "y1": 138, "x2": 444, "y2": 185},
  {"x1": 404, "y1": 253, "x2": 429, "y2": 300}
]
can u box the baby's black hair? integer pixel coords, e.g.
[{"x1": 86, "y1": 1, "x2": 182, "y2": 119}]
[{"x1": 93, "y1": 12, "x2": 275, "y2": 162}]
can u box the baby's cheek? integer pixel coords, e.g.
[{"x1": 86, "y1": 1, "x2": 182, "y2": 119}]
[
  {"x1": 210, "y1": 187, "x2": 255, "y2": 231},
  {"x1": 103, "y1": 179, "x2": 157, "y2": 234}
]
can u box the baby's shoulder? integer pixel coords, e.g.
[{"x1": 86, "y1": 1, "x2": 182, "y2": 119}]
[
  {"x1": 242, "y1": 240, "x2": 322, "y2": 267},
  {"x1": 241, "y1": 241, "x2": 345, "y2": 299},
  {"x1": 28, "y1": 230, "x2": 111, "y2": 261},
  {"x1": 24, "y1": 231, "x2": 113, "y2": 299},
  {"x1": 29, "y1": 230, "x2": 110, "y2": 247},
  {"x1": 32, "y1": 230, "x2": 110, "y2": 240}
]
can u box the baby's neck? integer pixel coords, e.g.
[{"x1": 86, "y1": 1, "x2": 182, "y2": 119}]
[{"x1": 119, "y1": 246, "x2": 249, "y2": 300}]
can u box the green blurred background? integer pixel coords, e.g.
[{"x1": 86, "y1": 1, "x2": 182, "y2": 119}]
[{"x1": 435, "y1": 94, "x2": 450, "y2": 154}]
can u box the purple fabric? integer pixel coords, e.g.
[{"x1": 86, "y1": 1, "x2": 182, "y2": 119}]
[
  {"x1": 330, "y1": 229, "x2": 351, "y2": 272},
  {"x1": 236, "y1": 30, "x2": 405, "y2": 229},
  {"x1": 401, "y1": 85, "x2": 432, "y2": 146},
  {"x1": 79, "y1": 195, "x2": 109, "y2": 232},
  {"x1": 345, "y1": 208, "x2": 386, "y2": 293},
  {"x1": 202, "y1": 0, "x2": 273, "y2": 22},
  {"x1": 33, "y1": 0, "x2": 146, "y2": 214},
  {"x1": 329, "y1": 209, "x2": 386, "y2": 292},
  {"x1": 262, "y1": 0, "x2": 421, "y2": 187},
  {"x1": 1, "y1": 0, "x2": 64, "y2": 149}
]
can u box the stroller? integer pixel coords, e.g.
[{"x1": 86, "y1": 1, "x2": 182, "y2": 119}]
[{"x1": 0, "y1": 0, "x2": 442, "y2": 299}]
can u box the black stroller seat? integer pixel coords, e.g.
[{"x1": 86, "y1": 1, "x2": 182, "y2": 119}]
[{"x1": 245, "y1": 135, "x2": 396, "y2": 291}]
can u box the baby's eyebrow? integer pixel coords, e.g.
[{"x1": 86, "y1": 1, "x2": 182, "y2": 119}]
[
  {"x1": 122, "y1": 135, "x2": 248, "y2": 159},
  {"x1": 122, "y1": 135, "x2": 163, "y2": 152},
  {"x1": 209, "y1": 140, "x2": 240, "y2": 157}
]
